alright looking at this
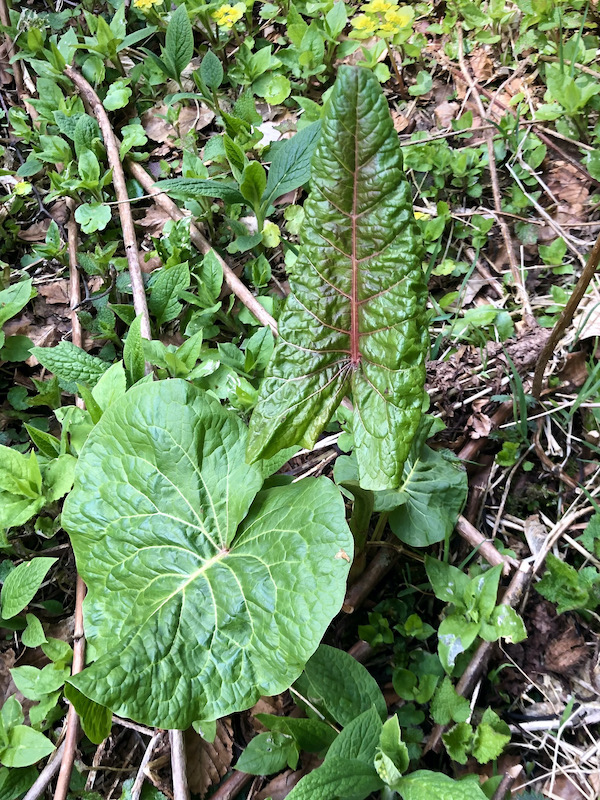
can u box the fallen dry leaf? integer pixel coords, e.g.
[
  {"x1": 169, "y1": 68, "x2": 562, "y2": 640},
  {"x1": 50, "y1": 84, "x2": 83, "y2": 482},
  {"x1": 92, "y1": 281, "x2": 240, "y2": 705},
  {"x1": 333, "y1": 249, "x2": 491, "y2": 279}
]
[
  {"x1": 186, "y1": 720, "x2": 234, "y2": 798},
  {"x1": 38, "y1": 280, "x2": 70, "y2": 305},
  {"x1": 434, "y1": 100, "x2": 459, "y2": 129},
  {"x1": 18, "y1": 219, "x2": 50, "y2": 242}
]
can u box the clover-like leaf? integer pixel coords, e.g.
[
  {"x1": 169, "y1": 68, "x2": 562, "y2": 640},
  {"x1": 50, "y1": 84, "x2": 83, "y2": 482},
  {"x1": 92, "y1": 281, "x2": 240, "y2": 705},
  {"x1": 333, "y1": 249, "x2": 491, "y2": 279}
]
[
  {"x1": 247, "y1": 66, "x2": 428, "y2": 490},
  {"x1": 62, "y1": 379, "x2": 352, "y2": 729}
]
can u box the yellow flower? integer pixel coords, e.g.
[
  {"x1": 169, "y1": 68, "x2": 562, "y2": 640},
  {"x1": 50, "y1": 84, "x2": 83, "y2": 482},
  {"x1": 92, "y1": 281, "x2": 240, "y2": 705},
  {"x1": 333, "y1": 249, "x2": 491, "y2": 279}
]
[
  {"x1": 133, "y1": 0, "x2": 161, "y2": 11},
  {"x1": 350, "y1": 13, "x2": 377, "y2": 34},
  {"x1": 13, "y1": 181, "x2": 32, "y2": 196},
  {"x1": 364, "y1": 0, "x2": 395, "y2": 14},
  {"x1": 377, "y1": 20, "x2": 399, "y2": 35},
  {"x1": 384, "y1": 6, "x2": 413, "y2": 27},
  {"x1": 413, "y1": 211, "x2": 431, "y2": 220},
  {"x1": 212, "y1": 2, "x2": 245, "y2": 29}
]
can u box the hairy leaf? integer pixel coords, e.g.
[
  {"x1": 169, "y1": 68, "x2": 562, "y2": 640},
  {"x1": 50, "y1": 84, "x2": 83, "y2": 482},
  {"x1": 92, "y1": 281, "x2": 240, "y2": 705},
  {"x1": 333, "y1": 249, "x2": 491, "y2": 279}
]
[
  {"x1": 285, "y1": 758, "x2": 383, "y2": 800},
  {"x1": 31, "y1": 341, "x2": 110, "y2": 393},
  {"x1": 156, "y1": 177, "x2": 246, "y2": 204},
  {"x1": 247, "y1": 66, "x2": 427, "y2": 490},
  {"x1": 396, "y1": 771, "x2": 488, "y2": 800},
  {"x1": 1, "y1": 558, "x2": 57, "y2": 619},
  {"x1": 62, "y1": 380, "x2": 352, "y2": 729},
  {"x1": 262, "y1": 121, "x2": 321, "y2": 207}
]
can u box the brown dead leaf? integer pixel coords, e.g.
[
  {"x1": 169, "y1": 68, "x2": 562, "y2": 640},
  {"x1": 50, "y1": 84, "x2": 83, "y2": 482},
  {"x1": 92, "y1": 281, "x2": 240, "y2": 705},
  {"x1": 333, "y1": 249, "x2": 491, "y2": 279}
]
[
  {"x1": 186, "y1": 720, "x2": 234, "y2": 798},
  {"x1": 142, "y1": 102, "x2": 215, "y2": 143},
  {"x1": 50, "y1": 199, "x2": 69, "y2": 225},
  {"x1": 557, "y1": 350, "x2": 589, "y2": 388},
  {"x1": 469, "y1": 48, "x2": 494, "y2": 82},
  {"x1": 178, "y1": 104, "x2": 215, "y2": 137},
  {"x1": 255, "y1": 769, "x2": 307, "y2": 800},
  {"x1": 545, "y1": 621, "x2": 588, "y2": 674},
  {"x1": 18, "y1": 219, "x2": 50, "y2": 242},
  {"x1": 38, "y1": 280, "x2": 70, "y2": 305},
  {"x1": 142, "y1": 105, "x2": 176, "y2": 143},
  {"x1": 434, "y1": 100, "x2": 459, "y2": 129},
  {"x1": 139, "y1": 251, "x2": 162, "y2": 273},
  {"x1": 543, "y1": 774, "x2": 590, "y2": 800},
  {"x1": 466, "y1": 411, "x2": 492, "y2": 439},
  {"x1": 0, "y1": 650, "x2": 15, "y2": 706},
  {"x1": 138, "y1": 205, "x2": 173, "y2": 236},
  {"x1": 25, "y1": 323, "x2": 61, "y2": 366}
]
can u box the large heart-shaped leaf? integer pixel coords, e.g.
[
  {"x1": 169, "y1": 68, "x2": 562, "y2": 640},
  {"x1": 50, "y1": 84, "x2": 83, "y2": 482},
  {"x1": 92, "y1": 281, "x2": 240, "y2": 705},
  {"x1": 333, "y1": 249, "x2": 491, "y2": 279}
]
[
  {"x1": 62, "y1": 380, "x2": 352, "y2": 729},
  {"x1": 247, "y1": 66, "x2": 428, "y2": 490}
]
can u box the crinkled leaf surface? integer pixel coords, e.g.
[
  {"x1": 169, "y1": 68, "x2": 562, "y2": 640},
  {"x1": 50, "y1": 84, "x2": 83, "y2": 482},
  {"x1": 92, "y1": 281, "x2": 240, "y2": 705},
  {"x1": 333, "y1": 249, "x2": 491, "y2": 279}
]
[
  {"x1": 247, "y1": 66, "x2": 427, "y2": 490},
  {"x1": 62, "y1": 380, "x2": 352, "y2": 729}
]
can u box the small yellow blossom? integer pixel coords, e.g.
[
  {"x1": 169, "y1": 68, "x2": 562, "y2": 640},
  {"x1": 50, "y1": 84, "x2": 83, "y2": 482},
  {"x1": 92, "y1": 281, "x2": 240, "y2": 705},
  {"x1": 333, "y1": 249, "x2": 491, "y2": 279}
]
[
  {"x1": 377, "y1": 20, "x2": 399, "y2": 35},
  {"x1": 212, "y1": 2, "x2": 245, "y2": 29},
  {"x1": 413, "y1": 211, "x2": 431, "y2": 220},
  {"x1": 13, "y1": 181, "x2": 32, "y2": 196},
  {"x1": 133, "y1": 0, "x2": 161, "y2": 11},
  {"x1": 384, "y1": 6, "x2": 413, "y2": 28},
  {"x1": 350, "y1": 13, "x2": 377, "y2": 34},
  {"x1": 364, "y1": 0, "x2": 395, "y2": 14}
]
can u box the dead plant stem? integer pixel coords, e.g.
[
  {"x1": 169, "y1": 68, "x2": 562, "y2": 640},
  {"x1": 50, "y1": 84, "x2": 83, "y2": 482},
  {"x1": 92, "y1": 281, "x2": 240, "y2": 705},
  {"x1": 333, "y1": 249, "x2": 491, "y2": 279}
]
[
  {"x1": 532, "y1": 226, "x2": 600, "y2": 397},
  {"x1": 64, "y1": 66, "x2": 151, "y2": 340}
]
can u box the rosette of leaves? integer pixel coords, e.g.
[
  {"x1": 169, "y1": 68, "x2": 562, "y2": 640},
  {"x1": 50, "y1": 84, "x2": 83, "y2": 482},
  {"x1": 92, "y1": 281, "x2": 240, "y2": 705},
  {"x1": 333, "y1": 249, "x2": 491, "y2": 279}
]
[
  {"x1": 246, "y1": 66, "x2": 428, "y2": 490},
  {"x1": 62, "y1": 380, "x2": 353, "y2": 729}
]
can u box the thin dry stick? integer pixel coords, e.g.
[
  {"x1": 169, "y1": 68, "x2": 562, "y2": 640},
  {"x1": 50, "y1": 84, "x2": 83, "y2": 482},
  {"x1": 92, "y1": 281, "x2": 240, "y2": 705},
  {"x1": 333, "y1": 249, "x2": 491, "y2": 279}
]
[
  {"x1": 538, "y1": 55, "x2": 600, "y2": 82},
  {"x1": 64, "y1": 66, "x2": 151, "y2": 340},
  {"x1": 54, "y1": 204, "x2": 88, "y2": 800},
  {"x1": 491, "y1": 765, "x2": 523, "y2": 800},
  {"x1": 456, "y1": 515, "x2": 519, "y2": 575},
  {"x1": 22, "y1": 741, "x2": 66, "y2": 800},
  {"x1": 126, "y1": 159, "x2": 277, "y2": 335},
  {"x1": 456, "y1": 28, "x2": 533, "y2": 324},
  {"x1": 532, "y1": 227, "x2": 600, "y2": 397},
  {"x1": 343, "y1": 545, "x2": 400, "y2": 613},
  {"x1": 131, "y1": 732, "x2": 162, "y2": 800},
  {"x1": 169, "y1": 729, "x2": 190, "y2": 800},
  {"x1": 425, "y1": 560, "x2": 532, "y2": 753},
  {"x1": 209, "y1": 770, "x2": 253, "y2": 800},
  {"x1": 53, "y1": 580, "x2": 86, "y2": 800}
]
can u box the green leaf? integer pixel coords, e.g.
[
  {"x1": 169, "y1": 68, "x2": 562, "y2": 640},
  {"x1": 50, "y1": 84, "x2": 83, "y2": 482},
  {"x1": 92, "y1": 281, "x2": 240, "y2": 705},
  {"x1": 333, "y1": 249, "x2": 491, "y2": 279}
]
[
  {"x1": 42, "y1": 454, "x2": 76, "y2": 502},
  {"x1": 0, "y1": 279, "x2": 35, "y2": 331},
  {"x1": 255, "y1": 73, "x2": 291, "y2": 105},
  {"x1": 64, "y1": 684, "x2": 111, "y2": 745},
  {"x1": 471, "y1": 709, "x2": 510, "y2": 764},
  {"x1": 480, "y1": 604, "x2": 527, "y2": 644},
  {"x1": 235, "y1": 731, "x2": 298, "y2": 775},
  {"x1": 437, "y1": 616, "x2": 480, "y2": 673},
  {"x1": 293, "y1": 644, "x2": 386, "y2": 727},
  {"x1": 286, "y1": 758, "x2": 382, "y2": 800},
  {"x1": 165, "y1": 4, "x2": 194, "y2": 81},
  {"x1": 326, "y1": 707, "x2": 382, "y2": 764},
  {"x1": 262, "y1": 121, "x2": 321, "y2": 208},
  {"x1": 156, "y1": 178, "x2": 246, "y2": 204},
  {"x1": 0, "y1": 726, "x2": 54, "y2": 767},
  {"x1": 247, "y1": 66, "x2": 427, "y2": 491},
  {"x1": 442, "y1": 723, "x2": 473, "y2": 765},
  {"x1": 0, "y1": 765, "x2": 38, "y2": 800},
  {"x1": 1, "y1": 558, "x2": 57, "y2": 619},
  {"x1": 10, "y1": 664, "x2": 68, "y2": 701},
  {"x1": 21, "y1": 614, "x2": 47, "y2": 648},
  {"x1": 103, "y1": 79, "x2": 132, "y2": 111},
  {"x1": 75, "y1": 202, "x2": 112, "y2": 233},
  {"x1": 430, "y1": 677, "x2": 470, "y2": 726},
  {"x1": 0, "y1": 447, "x2": 42, "y2": 499},
  {"x1": 92, "y1": 361, "x2": 127, "y2": 412},
  {"x1": 536, "y1": 553, "x2": 600, "y2": 614},
  {"x1": 425, "y1": 557, "x2": 470, "y2": 608},
  {"x1": 396, "y1": 771, "x2": 488, "y2": 800},
  {"x1": 408, "y1": 71, "x2": 433, "y2": 96},
  {"x1": 200, "y1": 50, "x2": 223, "y2": 90},
  {"x1": 240, "y1": 162, "x2": 267, "y2": 212},
  {"x1": 375, "y1": 716, "x2": 409, "y2": 790},
  {"x1": 149, "y1": 262, "x2": 190, "y2": 326},
  {"x1": 255, "y1": 714, "x2": 337, "y2": 752},
  {"x1": 123, "y1": 315, "x2": 146, "y2": 387},
  {"x1": 31, "y1": 341, "x2": 110, "y2": 393},
  {"x1": 62, "y1": 380, "x2": 352, "y2": 729}
]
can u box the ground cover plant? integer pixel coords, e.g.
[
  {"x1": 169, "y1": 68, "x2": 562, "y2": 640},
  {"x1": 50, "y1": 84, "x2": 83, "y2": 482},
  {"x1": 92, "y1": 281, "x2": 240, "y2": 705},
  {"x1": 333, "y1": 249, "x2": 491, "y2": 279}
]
[{"x1": 0, "y1": 0, "x2": 600, "y2": 798}]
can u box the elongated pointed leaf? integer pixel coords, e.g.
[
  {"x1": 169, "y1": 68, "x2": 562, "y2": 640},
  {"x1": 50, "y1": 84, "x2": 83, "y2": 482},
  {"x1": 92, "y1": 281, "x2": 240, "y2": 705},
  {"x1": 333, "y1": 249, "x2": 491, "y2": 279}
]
[
  {"x1": 62, "y1": 380, "x2": 352, "y2": 729},
  {"x1": 247, "y1": 67, "x2": 428, "y2": 490}
]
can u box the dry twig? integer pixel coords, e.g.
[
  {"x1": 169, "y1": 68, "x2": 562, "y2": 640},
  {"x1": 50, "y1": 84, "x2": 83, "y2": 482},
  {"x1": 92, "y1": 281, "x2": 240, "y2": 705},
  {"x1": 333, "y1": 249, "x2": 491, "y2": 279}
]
[
  {"x1": 209, "y1": 770, "x2": 253, "y2": 800},
  {"x1": 169, "y1": 729, "x2": 190, "y2": 800},
  {"x1": 343, "y1": 545, "x2": 400, "y2": 613},
  {"x1": 456, "y1": 515, "x2": 519, "y2": 575},
  {"x1": 22, "y1": 742, "x2": 66, "y2": 800},
  {"x1": 131, "y1": 732, "x2": 162, "y2": 800},
  {"x1": 64, "y1": 66, "x2": 151, "y2": 340},
  {"x1": 456, "y1": 29, "x2": 533, "y2": 323},
  {"x1": 532, "y1": 227, "x2": 600, "y2": 397}
]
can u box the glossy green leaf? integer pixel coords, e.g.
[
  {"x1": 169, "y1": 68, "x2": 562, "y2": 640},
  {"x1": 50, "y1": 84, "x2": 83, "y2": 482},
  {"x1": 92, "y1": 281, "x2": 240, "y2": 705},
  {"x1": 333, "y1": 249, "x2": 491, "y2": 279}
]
[
  {"x1": 235, "y1": 731, "x2": 298, "y2": 775},
  {"x1": 164, "y1": 4, "x2": 194, "y2": 81},
  {"x1": 156, "y1": 177, "x2": 246, "y2": 205},
  {"x1": 247, "y1": 66, "x2": 427, "y2": 490},
  {"x1": 255, "y1": 714, "x2": 337, "y2": 752},
  {"x1": 293, "y1": 644, "x2": 386, "y2": 726},
  {"x1": 0, "y1": 726, "x2": 54, "y2": 768},
  {"x1": 396, "y1": 771, "x2": 488, "y2": 800},
  {"x1": 285, "y1": 758, "x2": 383, "y2": 800},
  {"x1": 62, "y1": 379, "x2": 352, "y2": 729},
  {"x1": 1, "y1": 558, "x2": 57, "y2": 619}
]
